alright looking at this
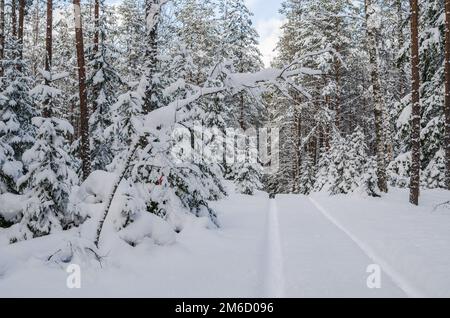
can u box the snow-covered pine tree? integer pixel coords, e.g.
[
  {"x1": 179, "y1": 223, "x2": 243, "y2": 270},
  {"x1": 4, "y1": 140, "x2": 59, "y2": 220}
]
[
  {"x1": 15, "y1": 0, "x2": 80, "y2": 240},
  {"x1": 218, "y1": 0, "x2": 264, "y2": 129},
  {"x1": 17, "y1": 116, "x2": 80, "y2": 239},
  {"x1": 0, "y1": 34, "x2": 36, "y2": 193},
  {"x1": 88, "y1": 1, "x2": 123, "y2": 171},
  {"x1": 117, "y1": 0, "x2": 146, "y2": 83}
]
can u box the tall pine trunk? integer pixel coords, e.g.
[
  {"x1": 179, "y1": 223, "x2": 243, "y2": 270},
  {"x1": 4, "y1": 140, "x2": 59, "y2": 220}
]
[
  {"x1": 143, "y1": 0, "x2": 161, "y2": 113},
  {"x1": 445, "y1": 0, "x2": 450, "y2": 189},
  {"x1": 0, "y1": 0, "x2": 4, "y2": 77},
  {"x1": 43, "y1": 0, "x2": 52, "y2": 118},
  {"x1": 11, "y1": 0, "x2": 17, "y2": 37},
  {"x1": 409, "y1": 0, "x2": 421, "y2": 205},
  {"x1": 32, "y1": 0, "x2": 40, "y2": 75},
  {"x1": 73, "y1": 0, "x2": 91, "y2": 180},
  {"x1": 396, "y1": 0, "x2": 406, "y2": 97},
  {"x1": 18, "y1": 0, "x2": 25, "y2": 61},
  {"x1": 365, "y1": 0, "x2": 388, "y2": 193},
  {"x1": 93, "y1": 0, "x2": 99, "y2": 54}
]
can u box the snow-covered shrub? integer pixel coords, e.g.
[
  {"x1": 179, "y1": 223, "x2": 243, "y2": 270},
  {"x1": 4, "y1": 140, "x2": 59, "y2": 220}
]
[
  {"x1": 314, "y1": 147, "x2": 333, "y2": 192},
  {"x1": 0, "y1": 142, "x2": 23, "y2": 194},
  {"x1": 314, "y1": 127, "x2": 378, "y2": 196},
  {"x1": 359, "y1": 157, "x2": 380, "y2": 197},
  {"x1": 234, "y1": 161, "x2": 263, "y2": 195},
  {"x1": 129, "y1": 135, "x2": 225, "y2": 228},
  {"x1": 422, "y1": 148, "x2": 446, "y2": 189},
  {"x1": 388, "y1": 152, "x2": 411, "y2": 188},
  {"x1": 0, "y1": 193, "x2": 26, "y2": 228},
  {"x1": 299, "y1": 154, "x2": 315, "y2": 195}
]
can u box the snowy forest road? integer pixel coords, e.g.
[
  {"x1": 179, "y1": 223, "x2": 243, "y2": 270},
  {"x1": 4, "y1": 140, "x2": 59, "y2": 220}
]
[
  {"x1": 3, "y1": 190, "x2": 447, "y2": 297},
  {"x1": 269, "y1": 195, "x2": 408, "y2": 298}
]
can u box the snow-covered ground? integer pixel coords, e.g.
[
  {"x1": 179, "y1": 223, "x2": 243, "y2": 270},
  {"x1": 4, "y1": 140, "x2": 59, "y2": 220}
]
[{"x1": 0, "y1": 188, "x2": 449, "y2": 298}]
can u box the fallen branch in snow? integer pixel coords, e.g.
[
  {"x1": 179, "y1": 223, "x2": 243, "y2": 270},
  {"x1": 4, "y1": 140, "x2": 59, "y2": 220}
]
[
  {"x1": 432, "y1": 201, "x2": 450, "y2": 213},
  {"x1": 47, "y1": 241, "x2": 105, "y2": 267}
]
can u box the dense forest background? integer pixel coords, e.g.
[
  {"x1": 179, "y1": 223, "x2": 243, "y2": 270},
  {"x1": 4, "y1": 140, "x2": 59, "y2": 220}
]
[{"x1": 0, "y1": 0, "x2": 449, "y2": 242}]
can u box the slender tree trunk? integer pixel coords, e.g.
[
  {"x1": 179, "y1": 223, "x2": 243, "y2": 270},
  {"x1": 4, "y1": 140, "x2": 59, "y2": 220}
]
[
  {"x1": 409, "y1": 0, "x2": 421, "y2": 205},
  {"x1": 0, "y1": 0, "x2": 4, "y2": 77},
  {"x1": 444, "y1": 0, "x2": 450, "y2": 189},
  {"x1": 334, "y1": 17, "x2": 341, "y2": 131},
  {"x1": 11, "y1": 0, "x2": 17, "y2": 37},
  {"x1": 34, "y1": 0, "x2": 39, "y2": 46},
  {"x1": 396, "y1": 0, "x2": 406, "y2": 97},
  {"x1": 91, "y1": 0, "x2": 100, "y2": 114},
  {"x1": 93, "y1": 0, "x2": 99, "y2": 54},
  {"x1": 73, "y1": 0, "x2": 91, "y2": 180},
  {"x1": 143, "y1": 0, "x2": 162, "y2": 113},
  {"x1": 18, "y1": 0, "x2": 25, "y2": 61},
  {"x1": 365, "y1": 0, "x2": 388, "y2": 193},
  {"x1": 43, "y1": 0, "x2": 53, "y2": 118},
  {"x1": 32, "y1": 0, "x2": 40, "y2": 75}
]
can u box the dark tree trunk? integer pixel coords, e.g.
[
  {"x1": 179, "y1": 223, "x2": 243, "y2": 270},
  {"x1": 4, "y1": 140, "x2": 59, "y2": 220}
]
[
  {"x1": 0, "y1": 0, "x2": 4, "y2": 77},
  {"x1": 11, "y1": 0, "x2": 17, "y2": 37},
  {"x1": 409, "y1": 0, "x2": 421, "y2": 205},
  {"x1": 93, "y1": 0, "x2": 99, "y2": 54},
  {"x1": 365, "y1": 0, "x2": 388, "y2": 193},
  {"x1": 18, "y1": 0, "x2": 25, "y2": 60},
  {"x1": 73, "y1": 0, "x2": 91, "y2": 180},
  {"x1": 43, "y1": 0, "x2": 53, "y2": 118},
  {"x1": 143, "y1": 0, "x2": 161, "y2": 113},
  {"x1": 445, "y1": 0, "x2": 450, "y2": 189},
  {"x1": 396, "y1": 0, "x2": 406, "y2": 97}
]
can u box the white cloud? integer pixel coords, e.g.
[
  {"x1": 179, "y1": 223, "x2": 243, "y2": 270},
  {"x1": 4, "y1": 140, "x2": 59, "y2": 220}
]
[
  {"x1": 244, "y1": 0, "x2": 259, "y2": 9},
  {"x1": 256, "y1": 18, "x2": 284, "y2": 67}
]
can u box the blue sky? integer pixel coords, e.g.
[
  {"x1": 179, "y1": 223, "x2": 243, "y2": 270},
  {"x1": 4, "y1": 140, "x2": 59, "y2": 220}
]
[{"x1": 245, "y1": 0, "x2": 284, "y2": 66}]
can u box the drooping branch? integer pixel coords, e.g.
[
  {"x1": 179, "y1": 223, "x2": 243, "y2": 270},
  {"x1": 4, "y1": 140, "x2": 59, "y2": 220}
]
[{"x1": 94, "y1": 136, "x2": 144, "y2": 248}]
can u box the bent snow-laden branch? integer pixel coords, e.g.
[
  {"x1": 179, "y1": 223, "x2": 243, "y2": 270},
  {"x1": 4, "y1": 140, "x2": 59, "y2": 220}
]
[{"x1": 94, "y1": 136, "x2": 145, "y2": 248}]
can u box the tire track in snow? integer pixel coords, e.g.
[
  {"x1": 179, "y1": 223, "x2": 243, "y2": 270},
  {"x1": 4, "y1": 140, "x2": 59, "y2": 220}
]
[
  {"x1": 263, "y1": 198, "x2": 285, "y2": 297},
  {"x1": 308, "y1": 197, "x2": 426, "y2": 298}
]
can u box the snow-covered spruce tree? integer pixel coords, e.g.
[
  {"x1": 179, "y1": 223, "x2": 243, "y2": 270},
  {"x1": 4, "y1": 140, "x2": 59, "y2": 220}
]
[
  {"x1": 0, "y1": 141, "x2": 20, "y2": 194},
  {"x1": 422, "y1": 149, "x2": 446, "y2": 189},
  {"x1": 0, "y1": 37, "x2": 36, "y2": 193},
  {"x1": 328, "y1": 134, "x2": 356, "y2": 195},
  {"x1": 117, "y1": 0, "x2": 146, "y2": 83},
  {"x1": 314, "y1": 127, "x2": 377, "y2": 196},
  {"x1": 17, "y1": 116, "x2": 80, "y2": 239},
  {"x1": 88, "y1": 1, "x2": 123, "y2": 171},
  {"x1": 299, "y1": 153, "x2": 315, "y2": 195},
  {"x1": 232, "y1": 131, "x2": 263, "y2": 195},
  {"x1": 108, "y1": 84, "x2": 146, "y2": 169},
  {"x1": 52, "y1": 8, "x2": 79, "y2": 139},
  {"x1": 124, "y1": 132, "x2": 225, "y2": 228},
  {"x1": 218, "y1": 0, "x2": 264, "y2": 129},
  {"x1": 14, "y1": 0, "x2": 80, "y2": 240},
  {"x1": 233, "y1": 160, "x2": 262, "y2": 195},
  {"x1": 314, "y1": 146, "x2": 332, "y2": 192}
]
